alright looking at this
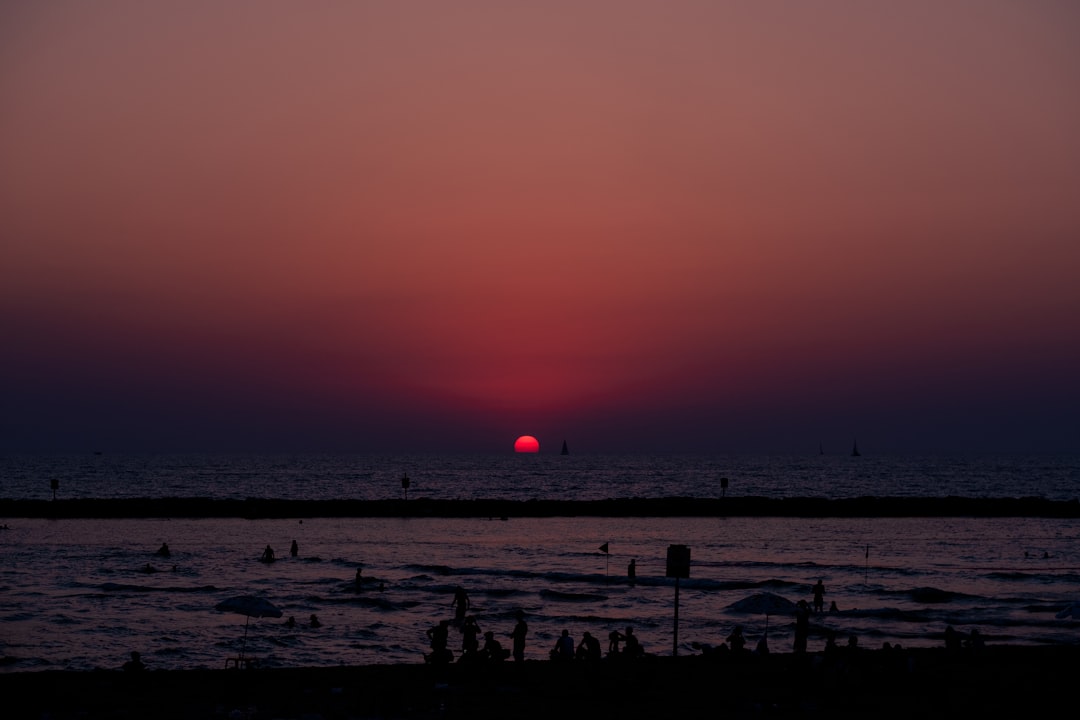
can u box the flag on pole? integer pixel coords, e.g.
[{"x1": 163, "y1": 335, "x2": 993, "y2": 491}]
[{"x1": 599, "y1": 543, "x2": 609, "y2": 554}]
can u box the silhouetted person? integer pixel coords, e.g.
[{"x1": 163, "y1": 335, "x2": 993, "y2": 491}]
[
  {"x1": 550, "y1": 629, "x2": 574, "y2": 661},
  {"x1": 944, "y1": 625, "x2": 963, "y2": 652},
  {"x1": 623, "y1": 626, "x2": 644, "y2": 658},
  {"x1": 511, "y1": 610, "x2": 528, "y2": 662},
  {"x1": 794, "y1": 600, "x2": 810, "y2": 653},
  {"x1": 755, "y1": 634, "x2": 769, "y2": 655},
  {"x1": 309, "y1": 614, "x2": 321, "y2": 628},
  {"x1": 727, "y1": 626, "x2": 746, "y2": 654},
  {"x1": 155, "y1": 543, "x2": 170, "y2": 558},
  {"x1": 608, "y1": 628, "x2": 626, "y2": 656},
  {"x1": 627, "y1": 559, "x2": 636, "y2": 581},
  {"x1": 812, "y1": 579, "x2": 825, "y2": 614},
  {"x1": 290, "y1": 540, "x2": 298, "y2": 557},
  {"x1": 427, "y1": 619, "x2": 451, "y2": 664},
  {"x1": 829, "y1": 600, "x2": 839, "y2": 613},
  {"x1": 482, "y1": 631, "x2": 508, "y2": 661},
  {"x1": 261, "y1": 545, "x2": 275, "y2": 562},
  {"x1": 122, "y1": 651, "x2": 145, "y2": 672},
  {"x1": 141, "y1": 563, "x2": 157, "y2": 574},
  {"x1": 824, "y1": 631, "x2": 838, "y2": 656},
  {"x1": 452, "y1": 586, "x2": 470, "y2": 623},
  {"x1": 576, "y1": 631, "x2": 602, "y2": 661},
  {"x1": 460, "y1": 616, "x2": 481, "y2": 660},
  {"x1": 284, "y1": 616, "x2": 297, "y2": 628},
  {"x1": 355, "y1": 567, "x2": 363, "y2": 592},
  {"x1": 967, "y1": 628, "x2": 986, "y2": 651}
]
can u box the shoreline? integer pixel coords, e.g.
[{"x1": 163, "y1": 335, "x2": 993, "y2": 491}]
[
  {"x1": 3, "y1": 645, "x2": 1077, "y2": 718},
  {"x1": 3, "y1": 495, "x2": 1079, "y2": 519}
]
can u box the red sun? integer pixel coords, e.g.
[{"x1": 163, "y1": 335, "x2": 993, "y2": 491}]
[{"x1": 514, "y1": 435, "x2": 540, "y2": 453}]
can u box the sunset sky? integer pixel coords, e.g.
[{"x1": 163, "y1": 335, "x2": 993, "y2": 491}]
[{"x1": 3, "y1": 1, "x2": 1078, "y2": 454}]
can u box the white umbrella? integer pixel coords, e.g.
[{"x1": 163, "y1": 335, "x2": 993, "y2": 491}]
[{"x1": 215, "y1": 595, "x2": 283, "y2": 662}]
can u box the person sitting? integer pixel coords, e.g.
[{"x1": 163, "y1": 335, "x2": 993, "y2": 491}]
[
  {"x1": 608, "y1": 628, "x2": 626, "y2": 656},
  {"x1": 482, "y1": 631, "x2": 508, "y2": 661},
  {"x1": 426, "y1": 620, "x2": 452, "y2": 664},
  {"x1": 623, "y1": 627, "x2": 644, "y2": 658},
  {"x1": 576, "y1": 631, "x2": 602, "y2": 661},
  {"x1": 550, "y1": 629, "x2": 574, "y2": 661},
  {"x1": 122, "y1": 651, "x2": 146, "y2": 672},
  {"x1": 727, "y1": 625, "x2": 747, "y2": 654}
]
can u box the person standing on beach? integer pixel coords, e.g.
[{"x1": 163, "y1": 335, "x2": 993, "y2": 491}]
[
  {"x1": 460, "y1": 616, "x2": 482, "y2": 660},
  {"x1": 794, "y1": 600, "x2": 810, "y2": 653},
  {"x1": 452, "y1": 586, "x2": 470, "y2": 623},
  {"x1": 812, "y1": 579, "x2": 825, "y2": 614},
  {"x1": 623, "y1": 626, "x2": 644, "y2": 658},
  {"x1": 510, "y1": 610, "x2": 528, "y2": 662}
]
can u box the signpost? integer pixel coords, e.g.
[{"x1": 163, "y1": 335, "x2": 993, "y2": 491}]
[{"x1": 666, "y1": 544, "x2": 690, "y2": 656}]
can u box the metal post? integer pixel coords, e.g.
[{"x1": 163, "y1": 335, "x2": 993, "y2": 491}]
[{"x1": 673, "y1": 576, "x2": 681, "y2": 656}]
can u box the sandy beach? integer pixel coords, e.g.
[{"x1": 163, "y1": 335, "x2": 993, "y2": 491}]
[{"x1": 3, "y1": 645, "x2": 1076, "y2": 719}]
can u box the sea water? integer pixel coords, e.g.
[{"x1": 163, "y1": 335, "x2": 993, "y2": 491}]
[{"x1": 1, "y1": 454, "x2": 1078, "y2": 672}]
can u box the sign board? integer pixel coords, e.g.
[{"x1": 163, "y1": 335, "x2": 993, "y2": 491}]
[{"x1": 666, "y1": 544, "x2": 690, "y2": 578}]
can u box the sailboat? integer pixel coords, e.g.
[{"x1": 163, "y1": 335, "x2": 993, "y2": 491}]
[
  {"x1": 851, "y1": 439, "x2": 861, "y2": 457},
  {"x1": 561, "y1": 440, "x2": 569, "y2": 455}
]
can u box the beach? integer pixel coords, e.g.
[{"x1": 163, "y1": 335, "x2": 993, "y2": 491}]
[{"x1": 4, "y1": 645, "x2": 1077, "y2": 718}]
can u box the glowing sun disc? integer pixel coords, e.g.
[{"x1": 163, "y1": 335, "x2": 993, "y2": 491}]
[{"x1": 514, "y1": 435, "x2": 540, "y2": 453}]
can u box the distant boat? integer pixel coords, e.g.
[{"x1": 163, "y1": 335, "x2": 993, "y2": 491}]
[
  {"x1": 561, "y1": 440, "x2": 569, "y2": 455},
  {"x1": 851, "y1": 439, "x2": 861, "y2": 457}
]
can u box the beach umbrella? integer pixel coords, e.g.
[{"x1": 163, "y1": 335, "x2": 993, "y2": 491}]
[
  {"x1": 1055, "y1": 602, "x2": 1080, "y2": 619},
  {"x1": 215, "y1": 595, "x2": 282, "y2": 660},
  {"x1": 727, "y1": 592, "x2": 796, "y2": 616}
]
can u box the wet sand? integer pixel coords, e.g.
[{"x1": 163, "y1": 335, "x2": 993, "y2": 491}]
[
  {"x1": 3, "y1": 645, "x2": 1076, "y2": 718},
  {"x1": 4, "y1": 495, "x2": 1079, "y2": 518}
]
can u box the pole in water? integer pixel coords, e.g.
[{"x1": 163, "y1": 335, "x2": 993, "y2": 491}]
[
  {"x1": 673, "y1": 576, "x2": 681, "y2": 656},
  {"x1": 401, "y1": 473, "x2": 410, "y2": 501},
  {"x1": 864, "y1": 544, "x2": 870, "y2": 586},
  {"x1": 665, "y1": 544, "x2": 690, "y2": 656}
]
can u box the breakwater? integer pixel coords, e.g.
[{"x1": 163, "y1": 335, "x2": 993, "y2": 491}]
[{"x1": 3, "y1": 495, "x2": 1078, "y2": 518}]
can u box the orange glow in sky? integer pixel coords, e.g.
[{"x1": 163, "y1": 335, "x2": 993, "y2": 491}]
[{"x1": 1, "y1": 1, "x2": 1078, "y2": 453}]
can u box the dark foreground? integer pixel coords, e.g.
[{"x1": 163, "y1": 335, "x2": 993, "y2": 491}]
[{"x1": 3, "y1": 645, "x2": 1077, "y2": 719}]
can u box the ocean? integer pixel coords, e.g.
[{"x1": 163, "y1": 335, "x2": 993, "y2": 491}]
[{"x1": 1, "y1": 453, "x2": 1078, "y2": 672}]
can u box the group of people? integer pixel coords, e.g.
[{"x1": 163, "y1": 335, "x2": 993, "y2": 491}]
[
  {"x1": 283, "y1": 614, "x2": 321, "y2": 629},
  {"x1": 425, "y1": 585, "x2": 649, "y2": 665}
]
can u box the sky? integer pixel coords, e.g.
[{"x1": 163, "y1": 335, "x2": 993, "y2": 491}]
[{"x1": 2, "y1": 1, "x2": 1079, "y2": 455}]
